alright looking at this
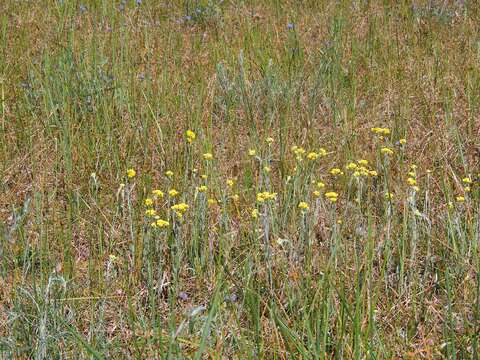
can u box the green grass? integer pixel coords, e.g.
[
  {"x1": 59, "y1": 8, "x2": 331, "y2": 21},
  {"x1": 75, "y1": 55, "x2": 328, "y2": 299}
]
[{"x1": 1, "y1": 0, "x2": 480, "y2": 358}]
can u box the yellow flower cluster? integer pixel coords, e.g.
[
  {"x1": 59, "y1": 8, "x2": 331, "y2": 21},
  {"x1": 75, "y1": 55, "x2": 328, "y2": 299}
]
[
  {"x1": 152, "y1": 219, "x2": 169, "y2": 228},
  {"x1": 203, "y1": 152, "x2": 213, "y2": 160},
  {"x1": 380, "y1": 147, "x2": 394, "y2": 155},
  {"x1": 153, "y1": 189, "x2": 164, "y2": 198},
  {"x1": 171, "y1": 203, "x2": 189, "y2": 217},
  {"x1": 186, "y1": 130, "x2": 196, "y2": 143},
  {"x1": 127, "y1": 168, "x2": 136, "y2": 178},
  {"x1": 325, "y1": 191, "x2": 339, "y2": 203},
  {"x1": 298, "y1": 201, "x2": 309, "y2": 210},
  {"x1": 371, "y1": 127, "x2": 390, "y2": 135},
  {"x1": 256, "y1": 191, "x2": 277, "y2": 203}
]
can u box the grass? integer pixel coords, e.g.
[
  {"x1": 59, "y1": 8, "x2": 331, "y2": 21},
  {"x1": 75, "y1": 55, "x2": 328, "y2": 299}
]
[{"x1": 1, "y1": 0, "x2": 480, "y2": 358}]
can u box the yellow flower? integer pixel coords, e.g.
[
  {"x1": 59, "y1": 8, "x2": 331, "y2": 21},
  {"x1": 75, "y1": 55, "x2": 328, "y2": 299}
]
[
  {"x1": 464, "y1": 186, "x2": 471, "y2": 193},
  {"x1": 197, "y1": 185, "x2": 208, "y2": 192},
  {"x1": 127, "y1": 168, "x2": 136, "y2": 178},
  {"x1": 264, "y1": 165, "x2": 271, "y2": 173},
  {"x1": 330, "y1": 168, "x2": 343, "y2": 175},
  {"x1": 462, "y1": 177, "x2": 472, "y2": 184},
  {"x1": 226, "y1": 179, "x2": 235, "y2": 187},
  {"x1": 325, "y1": 191, "x2": 339, "y2": 202},
  {"x1": 256, "y1": 191, "x2": 277, "y2": 202},
  {"x1": 316, "y1": 181, "x2": 325, "y2": 189},
  {"x1": 399, "y1": 138, "x2": 406, "y2": 145},
  {"x1": 292, "y1": 147, "x2": 306, "y2": 157},
  {"x1": 318, "y1": 148, "x2": 328, "y2": 156},
  {"x1": 265, "y1": 137, "x2": 274, "y2": 144},
  {"x1": 384, "y1": 192, "x2": 393, "y2": 200},
  {"x1": 407, "y1": 178, "x2": 417, "y2": 186},
  {"x1": 152, "y1": 189, "x2": 164, "y2": 198},
  {"x1": 144, "y1": 198, "x2": 153, "y2": 206},
  {"x1": 380, "y1": 147, "x2": 394, "y2": 155},
  {"x1": 346, "y1": 162, "x2": 357, "y2": 170},
  {"x1": 171, "y1": 203, "x2": 189, "y2": 212},
  {"x1": 207, "y1": 198, "x2": 217, "y2": 206},
  {"x1": 382, "y1": 128, "x2": 390, "y2": 135},
  {"x1": 456, "y1": 196, "x2": 465, "y2": 203},
  {"x1": 251, "y1": 208, "x2": 259, "y2": 219},
  {"x1": 155, "y1": 219, "x2": 170, "y2": 228},
  {"x1": 203, "y1": 152, "x2": 213, "y2": 160},
  {"x1": 307, "y1": 152, "x2": 319, "y2": 160},
  {"x1": 353, "y1": 171, "x2": 361, "y2": 177},
  {"x1": 186, "y1": 130, "x2": 196, "y2": 143},
  {"x1": 165, "y1": 170, "x2": 174, "y2": 178},
  {"x1": 248, "y1": 149, "x2": 256, "y2": 157},
  {"x1": 145, "y1": 208, "x2": 157, "y2": 217},
  {"x1": 313, "y1": 190, "x2": 321, "y2": 197},
  {"x1": 168, "y1": 189, "x2": 179, "y2": 197},
  {"x1": 325, "y1": 191, "x2": 338, "y2": 198},
  {"x1": 447, "y1": 201, "x2": 454, "y2": 209},
  {"x1": 410, "y1": 164, "x2": 417, "y2": 170},
  {"x1": 231, "y1": 194, "x2": 240, "y2": 202},
  {"x1": 298, "y1": 201, "x2": 309, "y2": 210},
  {"x1": 408, "y1": 171, "x2": 416, "y2": 178},
  {"x1": 201, "y1": 174, "x2": 208, "y2": 180},
  {"x1": 357, "y1": 159, "x2": 368, "y2": 166},
  {"x1": 369, "y1": 170, "x2": 378, "y2": 177}
]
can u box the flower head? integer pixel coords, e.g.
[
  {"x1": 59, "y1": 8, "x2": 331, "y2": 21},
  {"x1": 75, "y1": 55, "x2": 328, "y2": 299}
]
[
  {"x1": 346, "y1": 162, "x2": 357, "y2": 170},
  {"x1": 197, "y1": 185, "x2": 208, "y2": 192},
  {"x1": 265, "y1": 137, "x2": 274, "y2": 145},
  {"x1": 171, "y1": 203, "x2": 189, "y2": 213},
  {"x1": 407, "y1": 178, "x2": 417, "y2": 186},
  {"x1": 256, "y1": 191, "x2": 277, "y2": 203},
  {"x1": 380, "y1": 147, "x2": 394, "y2": 155},
  {"x1": 145, "y1": 209, "x2": 157, "y2": 217},
  {"x1": 307, "y1": 152, "x2": 319, "y2": 160},
  {"x1": 384, "y1": 192, "x2": 394, "y2": 200},
  {"x1": 325, "y1": 191, "x2": 339, "y2": 203},
  {"x1": 168, "y1": 189, "x2": 179, "y2": 197},
  {"x1": 144, "y1": 198, "x2": 153, "y2": 206},
  {"x1": 298, "y1": 201, "x2": 309, "y2": 211},
  {"x1": 152, "y1": 189, "x2": 164, "y2": 198},
  {"x1": 463, "y1": 177, "x2": 472, "y2": 184},
  {"x1": 248, "y1": 149, "x2": 257, "y2": 157},
  {"x1": 155, "y1": 219, "x2": 170, "y2": 228},
  {"x1": 251, "y1": 208, "x2": 259, "y2": 219},
  {"x1": 127, "y1": 168, "x2": 136, "y2": 178},
  {"x1": 186, "y1": 130, "x2": 196, "y2": 143},
  {"x1": 203, "y1": 153, "x2": 213, "y2": 160},
  {"x1": 165, "y1": 170, "x2": 174, "y2": 178},
  {"x1": 330, "y1": 168, "x2": 343, "y2": 176},
  {"x1": 399, "y1": 138, "x2": 406, "y2": 145}
]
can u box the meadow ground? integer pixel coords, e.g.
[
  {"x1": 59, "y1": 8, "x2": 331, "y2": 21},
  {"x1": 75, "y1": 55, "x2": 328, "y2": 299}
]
[{"x1": 1, "y1": 0, "x2": 480, "y2": 358}]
